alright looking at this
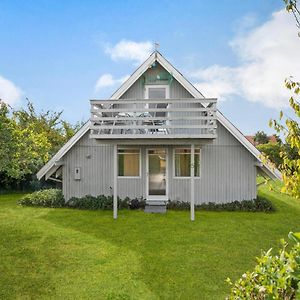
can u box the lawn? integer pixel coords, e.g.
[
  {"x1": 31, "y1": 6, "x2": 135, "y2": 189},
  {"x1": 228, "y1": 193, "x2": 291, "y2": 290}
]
[{"x1": 1, "y1": 183, "x2": 300, "y2": 299}]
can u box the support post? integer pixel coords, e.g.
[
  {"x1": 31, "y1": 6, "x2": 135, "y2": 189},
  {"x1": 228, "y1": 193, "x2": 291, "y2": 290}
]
[
  {"x1": 190, "y1": 144, "x2": 195, "y2": 221},
  {"x1": 113, "y1": 144, "x2": 118, "y2": 219}
]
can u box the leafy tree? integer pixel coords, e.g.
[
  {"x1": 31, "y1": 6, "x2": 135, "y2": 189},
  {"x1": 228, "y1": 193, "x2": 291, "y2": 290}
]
[
  {"x1": 0, "y1": 101, "x2": 51, "y2": 180},
  {"x1": 14, "y1": 99, "x2": 81, "y2": 156},
  {"x1": 0, "y1": 100, "x2": 81, "y2": 189},
  {"x1": 254, "y1": 130, "x2": 269, "y2": 145},
  {"x1": 257, "y1": 142, "x2": 283, "y2": 167},
  {"x1": 270, "y1": 78, "x2": 300, "y2": 198},
  {"x1": 265, "y1": 0, "x2": 300, "y2": 198}
]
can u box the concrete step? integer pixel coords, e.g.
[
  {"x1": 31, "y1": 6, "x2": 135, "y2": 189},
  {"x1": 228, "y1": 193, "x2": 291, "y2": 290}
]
[
  {"x1": 144, "y1": 204, "x2": 167, "y2": 214},
  {"x1": 146, "y1": 200, "x2": 166, "y2": 206}
]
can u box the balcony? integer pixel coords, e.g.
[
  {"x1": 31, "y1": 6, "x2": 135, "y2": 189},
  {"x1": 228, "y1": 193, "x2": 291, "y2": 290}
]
[{"x1": 90, "y1": 98, "x2": 217, "y2": 139}]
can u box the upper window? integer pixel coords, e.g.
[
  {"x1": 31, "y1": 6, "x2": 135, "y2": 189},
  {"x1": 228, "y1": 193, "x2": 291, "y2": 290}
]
[
  {"x1": 148, "y1": 87, "x2": 167, "y2": 99},
  {"x1": 174, "y1": 148, "x2": 201, "y2": 177},
  {"x1": 145, "y1": 85, "x2": 169, "y2": 99},
  {"x1": 118, "y1": 148, "x2": 140, "y2": 177}
]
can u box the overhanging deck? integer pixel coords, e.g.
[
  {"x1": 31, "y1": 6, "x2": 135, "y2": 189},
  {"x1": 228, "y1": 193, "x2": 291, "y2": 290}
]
[{"x1": 90, "y1": 98, "x2": 217, "y2": 140}]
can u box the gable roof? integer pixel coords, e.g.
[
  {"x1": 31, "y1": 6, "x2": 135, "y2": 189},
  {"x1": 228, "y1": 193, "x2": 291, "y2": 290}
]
[{"x1": 37, "y1": 51, "x2": 281, "y2": 181}]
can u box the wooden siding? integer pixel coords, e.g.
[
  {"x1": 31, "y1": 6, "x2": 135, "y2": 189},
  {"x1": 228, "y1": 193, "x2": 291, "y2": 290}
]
[
  {"x1": 62, "y1": 122, "x2": 257, "y2": 202},
  {"x1": 62, "y1": 63, "x2": 256, "y2": 202},
  {"x1": 121, "y1": 63, "x2": 193, "y2": 100}
]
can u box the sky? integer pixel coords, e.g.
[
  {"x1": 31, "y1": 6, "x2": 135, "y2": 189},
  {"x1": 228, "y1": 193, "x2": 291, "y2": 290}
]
[{"x1": 0, "y1": 0, "x2": 299, "y2": 135}]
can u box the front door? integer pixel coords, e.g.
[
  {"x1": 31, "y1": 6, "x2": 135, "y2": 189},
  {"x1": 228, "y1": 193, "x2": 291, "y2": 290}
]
[{"x1": 146, "y1": 148, "x2": 168, "y2": 200}]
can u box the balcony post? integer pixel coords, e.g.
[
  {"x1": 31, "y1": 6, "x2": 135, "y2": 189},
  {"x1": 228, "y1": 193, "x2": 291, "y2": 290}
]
[
  {"x1": 190, "y1": 144, "x2": 195, "y2": 221},
  {"x1": 113, "y1": 144, "x2": 118, "y2": 219}
]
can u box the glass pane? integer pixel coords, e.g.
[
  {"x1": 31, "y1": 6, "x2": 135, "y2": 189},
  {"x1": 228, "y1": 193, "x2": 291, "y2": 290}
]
[
  {"x1": 148, "y1": 88, "x2": 166, "y2": 99},
  {"x1": 175, "y1": 153, "x2": 191, "y2": 177},
  {"x1": 175, "y1": 149, "x2": 191, "y2": 154},
  {"x1": 148, "y1": 150, "x2": 166, "y2": 195},
  {"x1": 148, "y1": 149, "x2": 166, "y2": 155},
  {"x1": 118, "y1": 152, "x2": 140, "y2": 176},
  {"x1": 118, "y1": 149, "x2": 139, "y2": 154},
  {"x1": 194, "y1": 153, "x2": 200, "y2": 177}
]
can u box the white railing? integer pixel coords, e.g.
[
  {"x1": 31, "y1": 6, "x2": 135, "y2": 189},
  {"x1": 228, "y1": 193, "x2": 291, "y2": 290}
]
[{"x1": 90, "y1": 98, "x2": 217, "y2": 139}]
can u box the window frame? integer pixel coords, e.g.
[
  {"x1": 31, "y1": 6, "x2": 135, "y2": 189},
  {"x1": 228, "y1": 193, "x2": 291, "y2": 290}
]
[
  {"x1": 173, "y1": 147, "x2": 201, "y2": 178},
  {"x1": 117, "y1": 147, "x2": 141, "y2": 178},
  {"x1": 144, "y1": 84, "x2": 170, "y2": 99}
]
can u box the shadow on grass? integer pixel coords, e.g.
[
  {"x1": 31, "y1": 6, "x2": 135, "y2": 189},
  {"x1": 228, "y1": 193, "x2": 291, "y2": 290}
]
[
  {"x1": 3, "y1": 184, "x2": 300, "y2": 299},
  {"x1": 37, "y1": 186, "x2": 300, "y2": 299}
]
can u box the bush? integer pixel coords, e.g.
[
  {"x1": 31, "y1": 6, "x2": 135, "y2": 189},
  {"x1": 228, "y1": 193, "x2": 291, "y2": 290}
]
[
  {"x1": 66, "y1": 195, "x2": 113, "y2": 210},
  {"x1": 226, "y1": 232, "x2": 300, "y2": 299},
  {"x1": 129, "y1": 198, "x2": 146, "y2": 209},
  {"x1": 167, "y1": 196, "x2": 275, "y2": 212},
  {"x1": 18, "y1": 189, "x2": 64, "y2": 208},
  {"x1": 66, "y1": 195, "x2": 146, "y2": 210}
]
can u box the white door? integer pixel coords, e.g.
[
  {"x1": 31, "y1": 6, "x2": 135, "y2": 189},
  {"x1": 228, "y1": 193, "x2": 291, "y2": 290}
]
[{"x1": 146, "y1": 148, "x2": 168, "y2": 200}]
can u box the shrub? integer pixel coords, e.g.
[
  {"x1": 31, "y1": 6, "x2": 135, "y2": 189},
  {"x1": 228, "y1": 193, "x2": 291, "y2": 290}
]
[
  {"x1": 66, "y1": 195, "x2": 145, "y2": 210},
  {"x1": 167, "y1": 196, "x2": 275, "y2": 212},
  {"x1": 18, "y1": 189, "x2": 64, "y2": 208},
  {"x1": 226, "y1": 232, "x2": 300, "y2": 299},
  {"x1": 66, "y1": 195, "x2": 113, "y2": 210},
  {"x1": 129, "y1": 197, "x2": 146, "y2": 209}
]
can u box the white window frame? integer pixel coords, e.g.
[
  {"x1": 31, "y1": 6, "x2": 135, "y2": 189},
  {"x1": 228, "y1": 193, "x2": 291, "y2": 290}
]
[
  {"x1": 144, "y1": 85, "x2": 170, "y2": 126},
  {"x1": 173, "y1": 147, "x2": 201, "y2": 178},
  {"x1": 117, "y1": 147, "x2": 141, "y2": 178},
  {"x1": 144, "y1": 84, "x2": 170, "y2": 99}
]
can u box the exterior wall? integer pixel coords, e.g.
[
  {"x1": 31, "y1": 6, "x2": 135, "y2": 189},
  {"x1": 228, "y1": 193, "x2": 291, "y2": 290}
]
[
  {"x1": 62, "y1": 63, "x2": 256, "y2": 202},
  {"x1": 121, "y1": 63, "x2": 193, "y2": 100},
  {"x1": 62, "y1": 122, "x2": 257, "y2": 202},
  {"x1": 169, "y1": 123, "x2": 257, "y2": 203}
]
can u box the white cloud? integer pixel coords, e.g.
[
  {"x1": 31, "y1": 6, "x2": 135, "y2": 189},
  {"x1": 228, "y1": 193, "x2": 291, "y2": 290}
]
[
  {"x1": 0, "y1": 75, "x2": 22, "y2": 106},
  {"x1": 105, "y1": 39, "x2": 153, "y2": 65},
  {"x1": 192, "y1": 10, "x2": 300, "y2": 108},
  {"x1": 95, "y1": 73, "x2": 129, "y2": 92}
]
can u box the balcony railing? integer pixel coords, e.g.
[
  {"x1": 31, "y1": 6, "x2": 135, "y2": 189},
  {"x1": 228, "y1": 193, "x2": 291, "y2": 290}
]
[{"x1": 90, "y1": 98, "x2": 217, "y2": 139}]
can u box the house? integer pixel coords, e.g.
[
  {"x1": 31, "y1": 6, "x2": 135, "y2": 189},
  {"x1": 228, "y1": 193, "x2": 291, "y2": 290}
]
[{"x1": 37, "y1": 51, "x2": 281, "y2": 220}]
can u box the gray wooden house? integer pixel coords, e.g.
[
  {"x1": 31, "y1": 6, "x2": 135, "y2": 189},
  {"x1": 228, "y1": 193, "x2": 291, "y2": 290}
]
[{"x1": 37, "y1": 51, "x2": 281, "y2": 220}]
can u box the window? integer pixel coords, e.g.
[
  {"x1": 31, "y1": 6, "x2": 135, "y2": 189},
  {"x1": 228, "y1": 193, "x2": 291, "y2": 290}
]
[
  {"x1": 145, "y1": 85, "x2": 169, "y2": 119},
  {"x1": 174, "y1": 148, "x2": 201, "y2": 177},
  {"x1": 118, "y1": 148, "x2": 140, "y2": 177},
  {"x1": 145, "y1": 85, "x2": 169, "y2": 99},
  {"x1": 148, "y1": 87, "x2": 167, "y2": 99}
]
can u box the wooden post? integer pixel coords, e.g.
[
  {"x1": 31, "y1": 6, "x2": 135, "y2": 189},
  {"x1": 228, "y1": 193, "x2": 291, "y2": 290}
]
[
  {"x1": 113, "y1": 144, "x2": 118, "y2": 219},
  {"x1": 190, "y1": 144, "x2": 195, "y2": 221}
]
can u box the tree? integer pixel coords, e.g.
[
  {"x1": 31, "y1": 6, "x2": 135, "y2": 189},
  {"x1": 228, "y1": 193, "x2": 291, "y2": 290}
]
[
  {"x1": 0, "y1": 100, "x2": 81, "y2": 189},
  {"x1": 270, "y1": 78, "x2": 300, "y2": 198},
  {"x1": 254, "y1": 130, "x2": 269, "y2": 145},
  {"x1": 265, "y1": 1, "x2": 300, "y2": 199},
  {"x1": 0, "y1": 101, "x2": 51, "y2": 180},
  {"x1": 14, "y1": 99, "x2": 81, "y2": 156},
  {"x1": 257, "y1": 142, "x2": 283, "y2": 167}
]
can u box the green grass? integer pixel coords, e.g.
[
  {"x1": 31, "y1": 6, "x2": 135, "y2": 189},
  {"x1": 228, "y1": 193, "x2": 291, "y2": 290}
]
[{"x1": 1, "y1": 183, "x2": 300, "y2": 299}]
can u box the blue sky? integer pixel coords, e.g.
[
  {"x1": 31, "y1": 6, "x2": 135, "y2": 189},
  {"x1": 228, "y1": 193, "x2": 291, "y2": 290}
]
[{"x1": 0, "y1": 0, "x2": 299, "y2": 134}]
